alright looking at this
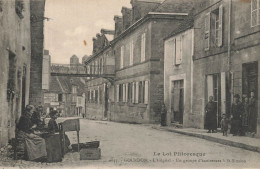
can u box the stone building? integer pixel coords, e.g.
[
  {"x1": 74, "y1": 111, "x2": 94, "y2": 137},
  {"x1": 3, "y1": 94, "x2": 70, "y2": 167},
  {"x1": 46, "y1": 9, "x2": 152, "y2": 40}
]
[
  {"x1": 45, "y1": 55, "x2": 86, "y2": 117},
  {"x1": 163, "y1": 0, "x2": 260, "y2": 137},
  {"x1": 230, "y1": 0, "x2": 260, "y2": 136},
  {"x1": 85, "y1": 0, "x2": 195, "y2": 123},
  {"x1": 164, "y1": 14, "x2": 194, "y2": 127},
  {"x1": 0, "y1": 0, "x2": 45, "y2": 148}
]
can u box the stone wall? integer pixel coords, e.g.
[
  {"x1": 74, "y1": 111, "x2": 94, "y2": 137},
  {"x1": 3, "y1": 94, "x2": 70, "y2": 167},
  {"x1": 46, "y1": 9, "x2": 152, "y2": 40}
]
[{"x1": 0, "y1": 0, "x2": 31, "y2": 147}]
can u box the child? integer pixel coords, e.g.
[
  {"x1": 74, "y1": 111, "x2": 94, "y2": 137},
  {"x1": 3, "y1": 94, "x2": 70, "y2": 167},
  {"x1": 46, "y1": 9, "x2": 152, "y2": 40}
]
[{"x1": 221, "y1": 114, "x2": 229, "y2": 136}]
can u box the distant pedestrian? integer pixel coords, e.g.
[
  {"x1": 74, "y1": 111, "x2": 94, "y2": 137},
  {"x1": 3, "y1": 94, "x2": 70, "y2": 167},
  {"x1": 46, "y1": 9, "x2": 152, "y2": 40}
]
[
  {"x1": 220, "y1": 114, "x2": 229, "y2": 136},
  {"x1": 230, "y1": 94, "x2": 243, "y2": 136},
  {"x1": 161, "y1": 103, "x2": 167, "y2": 126},
  {"x1": 205, "y1": 96, "x2": 217, "y2": 133}
]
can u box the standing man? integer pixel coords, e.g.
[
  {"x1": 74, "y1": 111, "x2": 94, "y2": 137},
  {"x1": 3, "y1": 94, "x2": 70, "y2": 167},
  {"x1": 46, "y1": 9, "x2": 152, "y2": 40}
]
[
  {"x1": 205, "y1": 96, "x2": 217, "y2": 133},
  {"x1": 248, "y1": 91, "x2": 257, "y2": 133},
  {"x1": 231, "y1": 94, "x2": 243, "y2": 136}
]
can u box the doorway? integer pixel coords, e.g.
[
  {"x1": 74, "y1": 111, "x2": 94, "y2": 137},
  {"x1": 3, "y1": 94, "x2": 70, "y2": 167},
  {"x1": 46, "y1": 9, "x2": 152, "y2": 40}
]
[
  {"x1": 206, "y1": 74, "x2": 222, "y2": 128},
  {"x1": 242, "y1": 62, "x2": 258, "y2": 132},
  {"x1": 21, "y1": 65, "x2": 27, "y2": 113},
  {"x1": 171, "y1": 80, "x2": 184, "y2": 124}
]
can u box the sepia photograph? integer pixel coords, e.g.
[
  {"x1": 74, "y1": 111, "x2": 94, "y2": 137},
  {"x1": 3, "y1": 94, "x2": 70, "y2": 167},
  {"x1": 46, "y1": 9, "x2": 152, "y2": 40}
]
[{"x1": 0, "y1": 0, "x2": 260, "y2": 168}]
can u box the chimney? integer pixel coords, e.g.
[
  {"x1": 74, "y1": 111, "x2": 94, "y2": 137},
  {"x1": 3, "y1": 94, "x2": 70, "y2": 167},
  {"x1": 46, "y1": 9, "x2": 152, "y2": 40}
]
[
  {"x1": 101, "y1": 29, "x2": 115, "y2": 35},
  {"x1": 92, "y1": 37, "x2": 97, "y2": 54},
  {"x1": 114, "y1": 15, "x2": 123, "y2": 38},
  {"x1": 121, "y1": 7, "x2": 132, "y2": 31}
]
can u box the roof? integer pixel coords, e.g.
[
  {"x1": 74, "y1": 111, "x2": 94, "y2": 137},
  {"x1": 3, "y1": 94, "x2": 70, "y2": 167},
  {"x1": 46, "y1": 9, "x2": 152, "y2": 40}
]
[
  {"x1": 133, "y1": 0, "x2": 164, "y2": 3},
  {"x1": 154, "y1": 0, "x2": 195, "y2": 13},
  {"x1": 164, "y1": 10, "x2": 194, "y2": 40},
  {"x1": 49, "y1": 76, "x2": 86, "y2": 95}
]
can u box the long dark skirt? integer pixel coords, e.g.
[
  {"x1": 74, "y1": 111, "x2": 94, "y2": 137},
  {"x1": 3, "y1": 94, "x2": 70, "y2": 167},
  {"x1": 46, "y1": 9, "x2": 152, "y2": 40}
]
[
  {"x1": 205, "y1": 113, "x2": 217, "y2": 130},
  {"x1": 17, "y1": 130, "x2": 47, "y2": 161}
]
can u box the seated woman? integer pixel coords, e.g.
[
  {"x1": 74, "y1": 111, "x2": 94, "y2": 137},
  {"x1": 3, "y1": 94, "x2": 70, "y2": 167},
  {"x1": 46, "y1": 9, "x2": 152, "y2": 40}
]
[
  {"x1": 48, "y1": 110, "x2": 71, "y2": 153},
  {"x1": 31, "y1": 105, "x2": 45, "y2": 130},
  {"x1": 16, "y1": 105, "x2": 47, "y2": 161}
]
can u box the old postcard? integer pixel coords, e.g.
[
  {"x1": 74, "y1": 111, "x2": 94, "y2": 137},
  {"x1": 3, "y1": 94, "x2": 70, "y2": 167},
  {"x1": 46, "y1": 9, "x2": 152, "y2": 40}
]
[{"x1": 0, "y1": 0, "x2": 260, "y2": 168}]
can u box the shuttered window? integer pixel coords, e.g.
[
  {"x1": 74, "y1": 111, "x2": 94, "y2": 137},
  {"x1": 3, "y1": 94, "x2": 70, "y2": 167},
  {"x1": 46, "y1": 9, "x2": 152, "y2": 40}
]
[
  {"x1": 251, "y1": 0, "x2": 260, "y2": 27},
  {"x1": 205, "y1": 12, "x2": 211, "y2": 51}
]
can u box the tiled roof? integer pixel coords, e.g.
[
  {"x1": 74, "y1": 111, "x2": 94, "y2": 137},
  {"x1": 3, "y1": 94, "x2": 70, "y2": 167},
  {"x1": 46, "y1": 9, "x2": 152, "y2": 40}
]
[
  {"x1": 154, "y1": 0, "x2": 195, "y2": 13},
  {"x1": 165, "y1": 9, "x2": 194, "y2": 40},
  {"x1": 49, "y1": 76, "x2": 86, "y2": 95},
  {"x1": 49, "y1": 76, "x2": 63, "y2": 93}
]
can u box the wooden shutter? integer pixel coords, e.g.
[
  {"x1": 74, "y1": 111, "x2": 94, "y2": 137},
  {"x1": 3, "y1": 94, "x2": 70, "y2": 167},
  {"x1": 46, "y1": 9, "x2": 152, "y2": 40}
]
[
  {"x1": 207, "y1": 75, "x2": 214, "y2": 101},
  {"x1": 126, "y1": 83, "x2": 128, "y2": 102},
  {"x1": 221, "y1": 72, "x2": 226, "y2": 114},
  {"x1": 132, "y1": 83, "x2": 135, "y2": 103},
  {"x1": 130, "y1": 41, "x2": 133, "y2": 66},
  {"x1": 172, "y1": 39, "x2": 176, "y2": 65},
  {"x1": 175, "y1": 36, "x2": 182, "y2": 65},
  {"x1": 205, "y1": 12, "x2": 211, "y2": 50},
  {"x1": 135, "y1": 82, "x2": 139, "y2": 103},
  {"x1": 218, "y1": 5, "x2": 223, "y2": 47},
  {"x1": 141, "y1": 33, "x2": 146, "y2": 62},
  {"x1": 120, "y1": 46, "x2": 124, "y2": 68},
  {"x1": 123, "y1": 84, "x2": 126, "y2": 102},
  {"x1": 116, "y1": 85, "x2": 119, "y2": 102},
  {"x1": 144, "y1": 81, "x2": 149, "y2": 104}
]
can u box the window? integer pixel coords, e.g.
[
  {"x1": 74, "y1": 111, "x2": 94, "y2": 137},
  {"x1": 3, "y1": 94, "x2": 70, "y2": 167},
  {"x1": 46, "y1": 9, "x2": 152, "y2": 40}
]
[
  {"x1": 95, "y1": 90, "x2": 98, "y2": 103},
  {"x1": 135, "y1": 82, "x2": 139, "y2": 103},
  {"x1": 78, "y1": 97, "x2": 81, "y2": 105},
  {"x1": 120, "y1": 46, "x2": 124, "y2": 69},
  {"x1": 205, "y1": 5, "x2": 223, "y2": 50},
  {"x1": 141, "y1": 33, "x2": 146, "y2": 62},
  {"x1": 72, "y1": 86, "x2": 77, "y2": 94},
  {"x1": 130, "y1": 41, "x2": 134, "y2": 66},
  {"x1": 128, "y1": 83, "x2": 132, "y2": 102},
  {"x1": 58, "y1": 94, "x2": 63, "y2": 102},
  {"x1": 251, "y1": 0, "x2": 260, "y2": 27}
]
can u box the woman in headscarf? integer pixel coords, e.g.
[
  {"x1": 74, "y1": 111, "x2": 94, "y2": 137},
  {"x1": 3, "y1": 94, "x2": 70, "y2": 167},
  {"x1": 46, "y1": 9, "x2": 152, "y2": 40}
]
[
  {"x1": 161, "y1": 103, "x2": 167, "y2": 126},
  {"x1": 48, "y1": 110, "x2": 71, "y2": 153},
  {"x1": 205, "y1": 96, "x2": 217, "y2": 133},
  {"x1": 16, "y1": 105, "x2": 47, "y2": 161}
]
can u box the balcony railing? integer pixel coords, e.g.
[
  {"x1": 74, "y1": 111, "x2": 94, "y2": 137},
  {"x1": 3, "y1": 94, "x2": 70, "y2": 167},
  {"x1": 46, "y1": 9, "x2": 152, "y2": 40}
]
[{"x1": 50, "y1": 64, "x2": 115, "y2": 78}]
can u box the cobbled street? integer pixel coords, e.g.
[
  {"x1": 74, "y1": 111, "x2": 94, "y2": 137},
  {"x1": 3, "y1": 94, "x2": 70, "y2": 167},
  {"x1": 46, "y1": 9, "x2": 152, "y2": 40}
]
[{"x1": 1, "y1": 119, "x2": 260, "y2": 169}]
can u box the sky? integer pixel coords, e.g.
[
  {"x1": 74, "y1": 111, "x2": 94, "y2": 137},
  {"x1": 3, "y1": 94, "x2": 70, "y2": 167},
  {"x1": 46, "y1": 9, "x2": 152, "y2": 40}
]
[{"x1": 44, "y1": 0, "x2": 131, "y2": 64}]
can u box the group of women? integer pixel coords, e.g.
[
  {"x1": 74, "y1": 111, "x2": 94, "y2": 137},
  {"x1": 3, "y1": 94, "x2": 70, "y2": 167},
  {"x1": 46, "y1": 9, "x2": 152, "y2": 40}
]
[{"x1": 16, "y1": 105, "x2": 70, "y2": 161}]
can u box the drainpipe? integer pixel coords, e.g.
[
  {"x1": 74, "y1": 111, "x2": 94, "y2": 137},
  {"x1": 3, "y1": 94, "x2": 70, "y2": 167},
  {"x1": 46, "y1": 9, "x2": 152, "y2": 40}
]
[{"x1": 228, "y1": 0, "x2": 233, "y2": 106}]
